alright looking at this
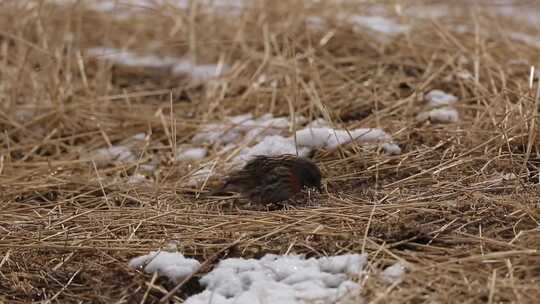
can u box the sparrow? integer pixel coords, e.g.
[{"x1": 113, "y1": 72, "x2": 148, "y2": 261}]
[{"x1": 212, "y1": 154, "x2": 322, "y2": 204}]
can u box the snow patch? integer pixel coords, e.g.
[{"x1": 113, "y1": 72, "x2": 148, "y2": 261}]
[
  {"x1": 131, "y1": 132, "x2": 147, "y2": 141},
  {"x1": 295, "y1": 127, "x2": 400, "y2": 154},
  {"x1": 176, "y1": 147, "x2": 207, "y2": 161},
  {"x1": 402, "y1": 5, "x2": 448, "y2": 19},
  {"x1": 381, "y1": 143, "x2": 402, "y2": 155},
  {"x1": 127, "y1": 173, "x2": 149, "y2": 184},
  {"x1": 381, "y1": 262, "x2": 406, "y2": 283},
  {"x1": 233, "y1": 135, "x2": 312, "y2": 164},
  {"x1": 171, "y1": 58, "x2": 229, "y2": 80},
  {"x1": 46, "y1": 0, "x2": 247, "y2": 16},
  {"x1": 188, "y1": 114, "x2": 400, "y2": 184},
  {"x1": 305, "y1": 118, "x2": 331, "y2": 128},
  {"x1": 129, "y1": 251, "x2": 201, "y2": 283},
  {"x1": 306, "y1": 16, "x2": 327, "y2": 30},
  {"x1": 184, "y1": 253, "x2": 367, "y2": 304},
  {"x1": 89, "y1": 145, "x2": 136, "y2": 167},
  {"x1": 424, "y1": 90, "x2": 458, "y2": 107},
  {"x1": 416, "y1": 107, "x2": 459, "y2": 123},
  {"x1": 344, "y1": 15, "x2": 410, "y2": 35},
  {"x1": 507, "y1": 32, "x2": 540, "y2": 49},
  {"x1": 456, "y1": 70, "x2": 473, "y2": 80},
  {"x1": 191, "y1": 113, "x2": 304, "y2": 146},
  {"x1": 86, "y1": 47, "x2": 228, "y2": 81}
]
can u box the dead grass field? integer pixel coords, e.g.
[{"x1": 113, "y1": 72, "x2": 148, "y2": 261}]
[{"x1": 1, "y1": 0, "x2": 540, "y2": 303}]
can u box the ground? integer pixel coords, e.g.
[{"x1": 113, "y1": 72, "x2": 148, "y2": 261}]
[{"x1": 1, "y1": 0, "x2": 540, "y2": 303}]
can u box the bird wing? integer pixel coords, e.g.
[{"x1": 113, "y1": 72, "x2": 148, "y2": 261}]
[{"x1": 246, "y1": 166, "x2": 301, "y2": 204}]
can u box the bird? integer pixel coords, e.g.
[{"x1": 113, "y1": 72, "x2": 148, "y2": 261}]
[{"x1": 211, "y1": 154, "x2": 322, "y2": 204}]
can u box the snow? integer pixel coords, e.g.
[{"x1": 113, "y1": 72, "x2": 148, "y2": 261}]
[
  {"x1": 344, "y1": 15, "x2": 410, "y2": 35},
  {"x1": 294, "y1": 128, "x2": 335, "y2": 148},
  {"x1": 318, "y1": 254, "x2": 365, "y2": 274},
  {"x1": 416, "y1": 107, "x2": 459, "y2": 123},
  {"x1": 184, "y1": 253, "x2": 367, "y2": 304},
  {"x1": 294, "y1": 127, "x2": 399, "y2": 154},
  {"x1": 131, "y1": 132, "x2": 147, "y2": 141},
  {"x1": 402, "y1": 5, "x2": 448, "y2": 19},
  {"x1": 86, "y1": 47, "x2": 228, "y2": 81},
  {"x1": 171, "y1": 59, "x2": 229, "y2": 80},
  {"x1": 85, "y1": 133, "x2": 158, "y2": 170},
  {"x1": 176, "y1": 147, "x2": 207, "y2": 161},
  {"x1": 381, "y1": 143, "x2": 402, "y2": 155},
  {"x1": 129, "y1": 251, "x2": 201, "y2": 283},
  {"x1": 403, "y1": 2, "x2": 540, "y2": 27},
  {"x1": 188, "y1": 114, "x2": 400, "y2": 184},
  {"x1": 192, "y1": 123, "x2": 243, "y2": 145},
  {"x1": 305, "y1": 118, "x2": 330, "y2": 128},
  {"x1": 381, "y1": 262, "x2": 406, "y2": 283},
  {"x1": 305, "y1": 16, "x2": 326, "y2": 30},
  {"x1": 127, "y1": 173, "x2": 149, "y2": 184},
  {"x1": 191, "y1": 113, "x2": 304, "y2": 146},
  {"x1": 456, "y1": 70, "x2": 473, "y2": 80},
  {"x1": 424, "y1": 90, "x2": 458, "y2": 107},
  {"x1": 491, "y1": 4, "x2": 540, "y2": 27},
  {"x1": 231, "y1": 125, "x2": 400, "y2": 166},
  {"x1": 507, "y1": 32, "x2": 540, "y2": 50},
  {"x1": 233, "y1": 135, "x2": 312, "y2": 164},
  {"x1": 46, "y1": 0, "x2": 247, "y2": 15},
  {"x1": 138, "y1": 156, "x2": 159, "y2": 173},
  {"x1": 86, "y1": 47, "x2": 176, "y2": 68},
  {"x1": 90, "y1": 145, "x2": 136, "y2": 167},
  {"x1": 191, "y1": 114, "x2": 253, "y2": 145},
  {"x1": 128, "y1": 250, "x2": 407, "y2": 304},
  {"x1": 418, "y1": 90, "x2": 459, "y2": 123}
]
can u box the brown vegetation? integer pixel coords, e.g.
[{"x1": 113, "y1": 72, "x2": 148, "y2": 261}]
[{"x1": 1, "y1": 0, "x2": 540, "y2": 303}]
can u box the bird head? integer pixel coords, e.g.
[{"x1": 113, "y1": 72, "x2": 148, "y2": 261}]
[{"x1": 292, "y1": 158, "x2": 322, "y2": 190}]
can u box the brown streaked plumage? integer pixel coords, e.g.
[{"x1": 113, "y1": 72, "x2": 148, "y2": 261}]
[{"x1": 215, "y1": 155, "x2": 322, "y2": 204}]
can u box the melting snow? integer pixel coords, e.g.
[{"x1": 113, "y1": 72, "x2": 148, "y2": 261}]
[
  {"x1": 86, "y1": 47, "x2": 228, "y2": 81},
  {"x1": 418, "y1": 90, "x2": 459, "y2": 123},
  {"x1": 381, "y1": 262, "x2": 407, "y2": 283},
  {"x1": 402, "y1": 5, "x2": 448, "y2": 19},
  {"x1": 191, "y1": 113, "x2": 304, "y2": 146},
  {"x1": 305, "y1": 16, "x2": 327, "y2": 30},
  {"x1": 416, "y1": 107, "x2": 459, "y2": 123},
  {"x1": 127, "y1": 173, "x2": 149, "y2": 184},
  {"x1": 171, "y1": 59, "x2": 229, "y2": 80},
  {"x1": 129, "y1": 251, "x2": 201, "y2": 283},
  {"x1": 46, "y1": 0, "x2": 247, "y2": 15},
  {"x1": 129, "y1": 249, "x2": 409, "y2": 303},
  {"x1": 176, "y1": 147, "x2": 207, "y2": 161},
  {"x1": 295, "y1": 127, "x2": 393, "y2": 149},
  {"x1": 233, "y1": 135, "x2": 312, "y2": 164},
  {"x1": 184, "y1": 253, "x2": 366, "y2": 304},
  {"x1": 507, "y1": 32, "x2": 540, "y2": 49},
  {"x1": 131, "y1": 132, "x2": 147, "y2": 141},
  {"x1": 90, "y1": 145, "x2": 136, "y2": 167},
  {"x1": 87, "y1": 133, "x2": 152, "y2": 168},
  {"x1": 455, "y1": 70, "x2": 473, "y2": 80},
  {"x1": 344, "y1": 15, "x2": 410, "y2": 35},
  {"x1": 381, "y1": 142, "x2": 402, "y2": 155},
  {"x1": 424, "y1": 90, "x2": 458, "y2": 107},
  {"x1": 188, "y1": 114, "x2": 400, "y2": 184}
]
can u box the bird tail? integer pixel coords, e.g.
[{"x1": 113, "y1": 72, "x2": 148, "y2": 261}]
[{"x1": 198, "y1": 182, "x2": 234, "y2": 199}]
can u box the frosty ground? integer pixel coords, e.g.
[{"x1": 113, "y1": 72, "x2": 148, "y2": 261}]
[{"x1": 1, "y1": 0, "x2": 540, "y2": 303}]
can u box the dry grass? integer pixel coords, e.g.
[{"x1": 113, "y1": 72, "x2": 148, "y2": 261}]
[{"x1": 1, "y1": 0, "x2": 540, "y2": 303}]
